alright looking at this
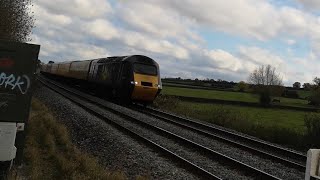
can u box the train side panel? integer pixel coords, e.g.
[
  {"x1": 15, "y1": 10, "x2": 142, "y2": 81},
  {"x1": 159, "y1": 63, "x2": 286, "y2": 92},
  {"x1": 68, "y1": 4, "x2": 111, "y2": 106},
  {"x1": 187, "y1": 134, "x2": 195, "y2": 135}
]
[
  {"x1": 69, "y1": 60, "x2": 91, "y2": 80},
  {"x1": 51, "y1": 63, "x2": 59, "y2": 75},
  {"x1": 56, "y1": 62, "x2": 72, "y2": 77}
]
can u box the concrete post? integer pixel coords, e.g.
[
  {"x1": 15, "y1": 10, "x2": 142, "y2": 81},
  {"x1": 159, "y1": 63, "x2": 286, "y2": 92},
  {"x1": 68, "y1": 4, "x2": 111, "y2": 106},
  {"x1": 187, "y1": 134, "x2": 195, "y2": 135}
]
[{"x1": 305, "y1": 149, "x2": 320, "y2": 180}]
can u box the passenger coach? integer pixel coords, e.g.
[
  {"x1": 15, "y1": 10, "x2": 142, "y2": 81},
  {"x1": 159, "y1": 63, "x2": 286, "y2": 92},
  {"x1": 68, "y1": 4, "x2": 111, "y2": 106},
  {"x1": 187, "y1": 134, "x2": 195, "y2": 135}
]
[{"x1": 41, "y1": 55, "x2": 162, "y2": 104}]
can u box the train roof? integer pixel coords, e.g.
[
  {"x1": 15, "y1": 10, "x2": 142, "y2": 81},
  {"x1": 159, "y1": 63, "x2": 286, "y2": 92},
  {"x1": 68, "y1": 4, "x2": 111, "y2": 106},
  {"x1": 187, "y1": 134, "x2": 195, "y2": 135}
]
[
  {"x1": 45, "y1": 55, "x2": 158, "y2": 65},
  {"x1": 97, "y1": 56, "x2": 128, "y2": 63},
  {"x1": 97, "y1": 55, "x2": 157, "y2": 65}
]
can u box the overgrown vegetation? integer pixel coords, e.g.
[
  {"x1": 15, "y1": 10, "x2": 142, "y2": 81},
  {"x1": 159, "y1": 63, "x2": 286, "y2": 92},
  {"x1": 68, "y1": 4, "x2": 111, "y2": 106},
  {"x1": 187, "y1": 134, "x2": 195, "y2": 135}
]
[
  {"x1": 153, "y1": 94, "x2": 180, "y2": 109},
  {"x1": 0, "y1": 0, "x2": 35, "y2": 42},
  {"x1": 18, "y1": 99, "x2": 128, "y2": 180},
  {"x1": 308, "y1": 89, "x2": 320, "y2": 106},
  {"x1": 235, "y1": 81, "x2": 248, "y2": 92},
  {"x1": 304, "y1": 113, "x2": 320, "y2": 147},
  {"x1": 154, "y1": 95, "x2": 319, "y2": 150}
]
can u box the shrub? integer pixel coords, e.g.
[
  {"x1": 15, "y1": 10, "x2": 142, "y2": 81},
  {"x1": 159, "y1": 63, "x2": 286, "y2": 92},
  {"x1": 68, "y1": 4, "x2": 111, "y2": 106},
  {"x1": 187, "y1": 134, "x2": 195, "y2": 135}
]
[
  {"x1": 304, "y1": 113, "x2": 320, "y2": 147},
  {"x1": 308, "y1": 90, "x2": 320, "y2": 106},
  {"x1": 259, "y1": 90, "x2": 271, "y2": 106},
  {"x1": 235, "y1": 81, "x2": 248, "y2": 92}
]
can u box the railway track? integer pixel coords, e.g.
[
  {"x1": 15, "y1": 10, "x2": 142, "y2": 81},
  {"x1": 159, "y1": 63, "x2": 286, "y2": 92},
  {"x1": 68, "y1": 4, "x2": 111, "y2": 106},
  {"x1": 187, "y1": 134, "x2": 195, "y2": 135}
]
[
  {"x1": 132, "y1": 105, "x2": 307, "y2": 171},
  {"x1": 38, "y1": 76, "x2": 297, "y2": 179}
]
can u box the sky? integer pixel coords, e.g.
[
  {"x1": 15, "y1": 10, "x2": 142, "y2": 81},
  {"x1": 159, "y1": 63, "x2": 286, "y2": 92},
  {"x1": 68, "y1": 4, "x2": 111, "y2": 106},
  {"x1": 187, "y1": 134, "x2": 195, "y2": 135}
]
[{"x1": 30, "y1": 0, "x2": 320, "y2": 86}]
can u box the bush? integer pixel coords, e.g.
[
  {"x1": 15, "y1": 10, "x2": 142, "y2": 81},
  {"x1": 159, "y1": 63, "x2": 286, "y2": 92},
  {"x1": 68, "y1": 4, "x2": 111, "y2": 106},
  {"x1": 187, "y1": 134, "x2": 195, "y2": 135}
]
[
  {"x1": 308, "y1": 90, "x2": 320, "y2": 106},
  {"x1": 235, "y1": 81, "x2": 248, "y2": 92},
  {"x1": 259, "y1": 90, "x2": 271, "y2": 106},
  {"x1": 304, "y1": 113, "x2": 320, "y2": 147}
]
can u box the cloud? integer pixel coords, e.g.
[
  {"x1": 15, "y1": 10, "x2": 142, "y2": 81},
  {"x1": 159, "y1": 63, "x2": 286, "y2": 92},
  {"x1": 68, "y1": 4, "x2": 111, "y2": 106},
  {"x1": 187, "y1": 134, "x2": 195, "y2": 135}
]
[
  {"x1": 36, "y1": 0, "x2": 112, "y2": 19},
  {"x1": 116, "y1": 1, "x2": 202, "y2": 43},
  {"x1": 32, "y1": 4, "x2": 72, "y2": 26},
  {"x1": 85, "y1": 19, "x2": 119, "y2": 40},
  {"x1": 31, "y1": 0, "x2": 320, "y2": 86},
  {"x1": 296, "y1": 0, "x2": 320, "y2": 10},
  {"x1": 286, "y1": 39, "x2": 296, "y2": 45}
]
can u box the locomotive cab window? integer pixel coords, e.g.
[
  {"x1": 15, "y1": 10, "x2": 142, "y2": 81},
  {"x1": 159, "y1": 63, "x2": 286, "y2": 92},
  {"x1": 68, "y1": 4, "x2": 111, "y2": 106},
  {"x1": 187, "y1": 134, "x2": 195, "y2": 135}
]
[{"x1": 134, "y1": 63, "x2": 157, "y2": 75}]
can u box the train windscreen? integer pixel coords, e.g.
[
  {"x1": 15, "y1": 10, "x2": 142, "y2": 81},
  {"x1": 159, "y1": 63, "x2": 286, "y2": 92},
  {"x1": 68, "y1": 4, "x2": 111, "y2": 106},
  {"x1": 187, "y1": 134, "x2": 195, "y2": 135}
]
[{"x1": 134, "y1": 63, "x2": 157, "y2": 75}]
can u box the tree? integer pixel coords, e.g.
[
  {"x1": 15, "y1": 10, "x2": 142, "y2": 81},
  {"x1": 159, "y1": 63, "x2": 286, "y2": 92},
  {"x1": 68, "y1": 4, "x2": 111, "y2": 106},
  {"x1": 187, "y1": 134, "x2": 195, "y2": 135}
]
[
  {"x1": 303, "y1": 83, "x2": 312, "y2": 90},
  {"x1": 293, "y1": 82, "x2": 301, "y2": 89},
  {"x1": 236, "y1": 81, "x2": 248, "y2": 92},
  {"x1": 313, "y1": 77, "x2": 320, "y2": 87},
  {"x1": 249, "y1": 64, "x2": 283, "y2": 86},
  {"x1": 308, "y1": 77, "x2": 320, "y2": 105},
  {"x1": 249, "y1": 64, "x2": 283, "y2": 106},
  {"x1": 0, "y1": 0, "x2": 35, "y2": 42},
  {"x1": 308, "y1": 89, "x2": 320, "y2": 106}
]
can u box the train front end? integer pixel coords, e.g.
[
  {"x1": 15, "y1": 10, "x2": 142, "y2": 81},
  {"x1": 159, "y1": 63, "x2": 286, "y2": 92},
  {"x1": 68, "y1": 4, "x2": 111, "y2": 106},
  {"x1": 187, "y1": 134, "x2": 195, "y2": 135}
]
[{"x1": 128, "y1": 56, "x2": 162, "y2": 104}]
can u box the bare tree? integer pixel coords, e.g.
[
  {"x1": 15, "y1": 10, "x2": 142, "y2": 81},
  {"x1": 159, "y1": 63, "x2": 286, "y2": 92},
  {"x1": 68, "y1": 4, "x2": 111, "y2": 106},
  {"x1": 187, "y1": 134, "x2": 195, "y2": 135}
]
[
  {"x1": 0, "y1": 0, "x2": 35, "y2": 42},
  {"x1": 249, "y1": 64, "x2": 283, "y2": 106},
  {"x1": 249, "y1": 64, "x2": 283, "y2": 86}
]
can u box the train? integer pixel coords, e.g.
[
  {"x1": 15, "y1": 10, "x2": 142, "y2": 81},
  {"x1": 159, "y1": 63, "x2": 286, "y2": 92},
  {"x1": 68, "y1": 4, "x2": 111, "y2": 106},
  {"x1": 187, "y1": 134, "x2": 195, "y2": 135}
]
[{"x1": 40, "y1": 55, "x2": 162, "y2": 104}]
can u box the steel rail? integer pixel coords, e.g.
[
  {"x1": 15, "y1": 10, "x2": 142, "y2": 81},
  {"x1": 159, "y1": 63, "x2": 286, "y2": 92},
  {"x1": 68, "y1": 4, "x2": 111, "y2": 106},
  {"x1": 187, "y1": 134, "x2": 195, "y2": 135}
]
[
  {"x1": 38, "y1": 77, "x2": 220, "y2": 180},
  {"x1": 132, "y1": 106, "x2": 305, "y2": 171},
  {"x1": 142, "y1": 106, "x2": 307, "y2": 164},
  {"x1": 39, "y1": 77, "x2": 280, "y2": 180}
]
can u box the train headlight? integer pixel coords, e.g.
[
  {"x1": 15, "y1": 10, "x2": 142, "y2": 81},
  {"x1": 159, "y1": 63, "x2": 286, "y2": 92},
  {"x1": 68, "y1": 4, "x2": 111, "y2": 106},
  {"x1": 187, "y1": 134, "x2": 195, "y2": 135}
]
[
  {"x1": 155, "y1": 84, "x2": 162, "y2": 88},
  {"x1": 130, "y1": 81, "x2": 138, "y2": 85}
]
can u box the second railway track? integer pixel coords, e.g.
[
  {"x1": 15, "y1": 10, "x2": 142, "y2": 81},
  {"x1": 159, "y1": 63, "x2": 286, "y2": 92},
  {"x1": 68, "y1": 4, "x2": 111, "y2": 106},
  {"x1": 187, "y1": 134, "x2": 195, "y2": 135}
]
[
  {"x1": 38, "y1": 76, "x2": 305, "y2": 179},
  {"x1": 132, "y1": 105, "x2": 307, "y2": 171}
]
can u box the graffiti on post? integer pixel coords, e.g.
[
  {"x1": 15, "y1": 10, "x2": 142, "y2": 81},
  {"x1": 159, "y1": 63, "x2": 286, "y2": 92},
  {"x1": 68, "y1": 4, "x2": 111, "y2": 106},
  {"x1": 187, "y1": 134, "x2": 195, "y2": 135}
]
[{"x1": 0, "y1": 72, "x2": 30, "y2": 94}]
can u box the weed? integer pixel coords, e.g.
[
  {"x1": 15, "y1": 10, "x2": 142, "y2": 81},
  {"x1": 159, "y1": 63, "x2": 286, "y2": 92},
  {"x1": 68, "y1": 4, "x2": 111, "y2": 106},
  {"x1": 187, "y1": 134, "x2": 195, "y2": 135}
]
[{"x1": 304, "y1": 113, "x2": 320, "y2": 147}]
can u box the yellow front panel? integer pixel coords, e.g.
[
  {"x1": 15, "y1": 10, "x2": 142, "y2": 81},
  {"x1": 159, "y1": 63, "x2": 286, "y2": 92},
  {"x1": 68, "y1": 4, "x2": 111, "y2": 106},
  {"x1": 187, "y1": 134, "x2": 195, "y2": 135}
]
[{"x1": 131, "y1": 73, "x2": 159, "y2": 102}]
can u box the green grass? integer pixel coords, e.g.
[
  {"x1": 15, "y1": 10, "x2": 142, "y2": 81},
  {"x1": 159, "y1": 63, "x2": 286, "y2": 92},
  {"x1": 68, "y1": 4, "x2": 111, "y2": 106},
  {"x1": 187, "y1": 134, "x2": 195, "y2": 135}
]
[
  {"x1": 162, "y1": 86, "x2": 312, "y2": 108},
  {"x1": 162, "y1": 86, "x2": 258, "y2": 102},
  {"x1": 170, "y1": 101, "x2": 306, "y2": 133},
  {"x1": 297, "y1": 90, "x2": 312, "y2": 99},
  {"x1": 19, "y1": 99, "x2": 147, "y2": 180},
  {"x1": 154, "y1": 95, "x2": 312, "y2": 148}
]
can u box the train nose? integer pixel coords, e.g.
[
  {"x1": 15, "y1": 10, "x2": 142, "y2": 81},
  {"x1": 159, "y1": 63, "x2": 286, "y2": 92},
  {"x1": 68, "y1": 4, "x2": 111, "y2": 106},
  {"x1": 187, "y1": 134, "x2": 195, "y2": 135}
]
[{"x1": 131, "y1": 73, "x2": 159, "y2": 102}]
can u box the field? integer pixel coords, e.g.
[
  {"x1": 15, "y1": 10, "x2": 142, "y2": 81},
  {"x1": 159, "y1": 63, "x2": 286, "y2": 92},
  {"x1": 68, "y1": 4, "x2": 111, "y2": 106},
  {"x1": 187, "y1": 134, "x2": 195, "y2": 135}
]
[
  {"x1": 168, "y1": 101, "x2": 306, "y2": 133},
  {"x1": 297, "y1": 90, "x2": 312, "y2": 99},
  {"x1": 156, "y1": 85, "x2": 320, "y2": 149},
  {"x1": 162, "y1": 86, "x2": 312, "y2": 108},
  {"x1": 154, "y1": 96, "x2": 313, "y2": 148}
]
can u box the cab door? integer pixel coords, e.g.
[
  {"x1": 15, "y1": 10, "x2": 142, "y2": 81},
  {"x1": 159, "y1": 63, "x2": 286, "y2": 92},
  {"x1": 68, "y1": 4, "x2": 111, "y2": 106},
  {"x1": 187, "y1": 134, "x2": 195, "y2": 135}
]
[{"x1": 119, "y1": 62, "x2": 133, "y2": 100}]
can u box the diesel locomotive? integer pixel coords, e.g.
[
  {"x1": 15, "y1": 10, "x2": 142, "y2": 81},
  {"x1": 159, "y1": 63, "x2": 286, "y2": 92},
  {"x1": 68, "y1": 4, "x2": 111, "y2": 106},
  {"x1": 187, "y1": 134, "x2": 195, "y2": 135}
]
[{"x1": 41, "y1": 55, "x2": 162, "y2": 104}]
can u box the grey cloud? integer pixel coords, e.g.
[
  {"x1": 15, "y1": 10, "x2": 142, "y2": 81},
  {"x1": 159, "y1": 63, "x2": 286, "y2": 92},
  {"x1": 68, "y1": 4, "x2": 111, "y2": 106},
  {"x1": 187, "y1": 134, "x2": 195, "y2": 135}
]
[{"x1": 31, "y1": 0, "x2": 319, "y2": 85}]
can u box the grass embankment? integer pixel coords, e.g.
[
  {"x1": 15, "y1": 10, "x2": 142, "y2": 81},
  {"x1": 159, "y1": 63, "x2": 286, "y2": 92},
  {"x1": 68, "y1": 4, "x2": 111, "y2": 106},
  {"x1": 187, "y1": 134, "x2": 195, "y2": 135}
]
[
  {"x1": 154, "y1": 95, "x2": 320, "y2": 149},
  {"x1": 162, "y1": 86, "x2": 311, "y2": 108},
  {"x1": 297, "y1": 90, "x2": 312, "y2": 99},
  {"x1": 18, "y1": 99, "x2": 126, "y2": 179}
]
